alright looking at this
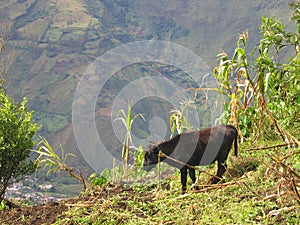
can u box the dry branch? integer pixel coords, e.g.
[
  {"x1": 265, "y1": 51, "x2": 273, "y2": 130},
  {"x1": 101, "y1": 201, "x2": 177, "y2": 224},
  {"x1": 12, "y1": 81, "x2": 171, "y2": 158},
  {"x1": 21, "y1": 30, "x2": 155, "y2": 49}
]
[
  {"x1": 268, "y1": 206, "x2": 296, "y2": 217},
  {"x1": 266, "y1": 153, "x2": 300, "y2": 206},
  {"x1": 268, "y1": 154, "x2": 300, "y2": 180},
  {"x1": 247, "y1": 143, "x2": 298, "y2": 151},
  {"x1": 196, "y1": 180, "x2": 240, "y2": 192}
]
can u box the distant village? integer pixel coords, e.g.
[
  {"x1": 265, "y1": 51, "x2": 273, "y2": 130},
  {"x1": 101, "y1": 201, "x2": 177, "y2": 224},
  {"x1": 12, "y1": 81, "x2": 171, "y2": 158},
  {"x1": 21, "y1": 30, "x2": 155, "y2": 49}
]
[{"x1": 5, "y1": 176, "x2": 69, "y2": 205}]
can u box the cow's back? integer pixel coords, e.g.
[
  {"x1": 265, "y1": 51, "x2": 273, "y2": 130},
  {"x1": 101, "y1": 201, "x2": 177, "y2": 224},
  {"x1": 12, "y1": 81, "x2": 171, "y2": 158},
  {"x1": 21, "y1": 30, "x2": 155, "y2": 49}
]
[
  {"x1": 159, "y1": 125, "x2": 237, "y2": 168},
  {"x1": 190, "y1": 125, "x2": 237, "y2": 166}
]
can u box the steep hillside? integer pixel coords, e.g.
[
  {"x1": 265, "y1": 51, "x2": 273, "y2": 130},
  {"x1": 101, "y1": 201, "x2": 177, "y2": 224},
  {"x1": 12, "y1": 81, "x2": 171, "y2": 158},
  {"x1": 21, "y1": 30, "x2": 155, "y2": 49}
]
[{"x1": 0, "y1": 0, "x2": 293, "y2": 170}]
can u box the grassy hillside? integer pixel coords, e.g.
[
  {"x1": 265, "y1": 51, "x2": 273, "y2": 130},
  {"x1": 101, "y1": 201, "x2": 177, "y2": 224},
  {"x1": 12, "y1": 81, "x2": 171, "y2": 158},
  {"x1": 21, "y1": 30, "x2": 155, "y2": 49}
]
[{"x1": 0, "y1": 139, "x2": 299, "y2": 224}]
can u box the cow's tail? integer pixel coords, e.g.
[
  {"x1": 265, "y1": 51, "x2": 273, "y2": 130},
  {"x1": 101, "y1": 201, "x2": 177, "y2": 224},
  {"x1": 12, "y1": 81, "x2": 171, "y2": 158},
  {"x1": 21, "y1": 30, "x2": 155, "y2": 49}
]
[{"x1": 234, "y1": 127, "x2": 238, "y2": 157}]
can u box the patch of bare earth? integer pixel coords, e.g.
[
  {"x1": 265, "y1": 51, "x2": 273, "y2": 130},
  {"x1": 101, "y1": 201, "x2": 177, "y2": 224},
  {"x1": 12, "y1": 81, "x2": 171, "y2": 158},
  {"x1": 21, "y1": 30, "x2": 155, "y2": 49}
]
[
  {"x1": 0, "y1": 183, "x2": 155, "y2": 225},
  {"x1": 0, "y1": 201, "x2": 69, "y2": 225}
]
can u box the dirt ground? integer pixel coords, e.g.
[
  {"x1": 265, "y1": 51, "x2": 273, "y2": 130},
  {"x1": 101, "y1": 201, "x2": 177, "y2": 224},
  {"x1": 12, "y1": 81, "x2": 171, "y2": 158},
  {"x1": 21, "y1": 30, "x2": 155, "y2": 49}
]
[
  {"x1": 0, "y1": 201, "x2": 69, "y2": 225},
  {"x1": 0, "y1": 183, "x2": 135, "y2": 225}
]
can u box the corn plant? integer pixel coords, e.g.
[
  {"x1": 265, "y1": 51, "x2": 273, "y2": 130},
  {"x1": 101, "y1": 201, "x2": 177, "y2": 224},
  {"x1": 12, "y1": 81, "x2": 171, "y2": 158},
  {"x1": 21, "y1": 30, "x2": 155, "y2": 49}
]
[
  {"x1": 114, "y1": 103, "x2": 145, "y2": 177},
  {"x1": 214, "y1": 32, "x2": 263, "y2": 142},
  {"x1": 34, "y1": 137, "x2": 89, "y2": 190},
  {"x1": 129, "y1": 145, "x2": 147, "y2": 179},
  {"x1": 213, "y1": 2, "x2": 300, "y2": 145},
  {"x1": 169, "y1": 99, "x2": 195, "y2": 136}
]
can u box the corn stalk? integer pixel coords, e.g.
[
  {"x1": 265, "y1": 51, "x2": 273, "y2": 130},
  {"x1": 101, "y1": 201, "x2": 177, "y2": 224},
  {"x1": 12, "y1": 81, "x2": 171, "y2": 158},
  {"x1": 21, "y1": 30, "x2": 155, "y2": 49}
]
[
  {"x1": 214, "y1": 24, "x2": 299, "y2": 145},
  {"x1": 34, "y1": 137, "x2": 89, "y2": 190},
  {"x1": 115, "y1": 103, "x2": 145, "y2": 178},
  {"x1": 169, "y1": 99, "x2": 195, "y2": 137}
]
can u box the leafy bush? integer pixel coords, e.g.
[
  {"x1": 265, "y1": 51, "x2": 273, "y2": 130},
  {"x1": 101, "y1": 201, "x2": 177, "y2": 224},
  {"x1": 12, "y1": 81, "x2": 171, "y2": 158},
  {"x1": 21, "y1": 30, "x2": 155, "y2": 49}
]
[{"x1": 0, "y1": 91, "x2": 40, "y2": 200}]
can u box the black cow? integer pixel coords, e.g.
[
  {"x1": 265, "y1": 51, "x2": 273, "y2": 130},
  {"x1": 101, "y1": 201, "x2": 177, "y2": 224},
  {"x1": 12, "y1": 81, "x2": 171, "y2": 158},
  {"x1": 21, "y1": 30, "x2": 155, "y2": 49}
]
[{"x1": 143, "y1": 125, "x2": 238, "y2": 193}]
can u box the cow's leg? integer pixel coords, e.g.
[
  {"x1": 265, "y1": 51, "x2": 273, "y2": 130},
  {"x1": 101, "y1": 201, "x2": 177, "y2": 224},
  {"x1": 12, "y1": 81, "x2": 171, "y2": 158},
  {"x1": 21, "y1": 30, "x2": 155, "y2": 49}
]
[
  {"x1": 211, "y1": 161, "x2": 227, "y2": 184},
  {"x1": 180, "y1": 167, "x2": 188, "y2": 194},
  {"x1": 188, "y1": 168, "x2": 196, "y2": 183},
  {"x1": 188, "y1": 168, "x2": 199, "y2": 191}
]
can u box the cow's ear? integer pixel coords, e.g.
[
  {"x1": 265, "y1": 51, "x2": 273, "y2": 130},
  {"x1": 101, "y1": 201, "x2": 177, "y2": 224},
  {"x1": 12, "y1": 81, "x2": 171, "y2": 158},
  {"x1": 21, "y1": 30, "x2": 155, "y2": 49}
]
[
  {"x1": 152, "y1": 146, "x2": 159, "y2": 154},
  {"x1": 146, "y1": 144, "x2": 152, "y2": 151}
]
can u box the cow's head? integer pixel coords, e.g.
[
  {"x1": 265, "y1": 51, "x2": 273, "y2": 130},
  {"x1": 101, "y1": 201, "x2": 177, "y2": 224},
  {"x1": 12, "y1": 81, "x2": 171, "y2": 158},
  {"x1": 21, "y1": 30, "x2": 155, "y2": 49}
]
[{"x1": 142, "y1": 144, "x2": 160, "y2": 171}]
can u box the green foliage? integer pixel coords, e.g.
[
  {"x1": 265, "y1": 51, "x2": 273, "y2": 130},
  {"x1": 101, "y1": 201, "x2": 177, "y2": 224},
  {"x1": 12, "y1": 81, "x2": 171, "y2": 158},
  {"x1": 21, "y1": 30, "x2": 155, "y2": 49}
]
[
  {"x1": 214, "y1": 1, "x2": 300, "y2": 143},
  {"x1": 0, "y1": 200, "x2": 8, "y2": 210},
  {"x1": 89, "y1": 168, "x2": 122, "y2": 186},
  {"x1": 89, "y1": 145, "x2": 147, "y2": 186},
  {"x1": 258, "y1": 12, "x2": 300, "y2": 130},
  {"x1": 34, "y1": 137, "x2": 89, "y2": 190},
  {"x1": 132, "y1": 144, "x2": 145, "y2": 169},
  {"x1": 128, "y1": 144, "x2": 148, "y2": 180},
  {"x1": 88, "y1": 172, "x2": 108, "y2": 187},
  {"x1": 169, "y1": 99, "x2": 195, "y2": 136},
  {"x1": 34, "y1": 112, "x2": 69, "y2": 133},
  {"x1": 34, "y1": 137, "x2": 76, "y2": 175},
  {"x1": 0, "y1": 91, "x2": 40, "y2": 200},
  {"x1": 114, "y1": 103, "x2": 145, "y2": 175},
  {"x1": 290, "y1": 1, "x2": 300, "y2": 32},
  {"x1": 214, "y1": 32, "x2": 261, "y2": 140}
]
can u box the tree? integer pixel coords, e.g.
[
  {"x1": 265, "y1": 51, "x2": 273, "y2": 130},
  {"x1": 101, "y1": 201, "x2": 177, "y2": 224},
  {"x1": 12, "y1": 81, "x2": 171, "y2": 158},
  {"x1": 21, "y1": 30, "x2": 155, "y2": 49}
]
[{"x1": 0, "y1": 91, "x2": 40, "y2": 200}]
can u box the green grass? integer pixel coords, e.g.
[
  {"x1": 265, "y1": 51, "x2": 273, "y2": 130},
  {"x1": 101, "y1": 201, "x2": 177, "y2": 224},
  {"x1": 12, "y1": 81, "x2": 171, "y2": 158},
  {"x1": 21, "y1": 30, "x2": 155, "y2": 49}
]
[
  {"x1": 44, "y1": 29, "x2": 64, "y2": 42},
  {"x1": 34, "y1": 112, "x2": 69, "y2": 133},
  {"x1": 54, "y1": 140, "x2": 300, "y2": 225},
  {"x1": 53, "y1": 183, "x2": 83, "y2": 196}
]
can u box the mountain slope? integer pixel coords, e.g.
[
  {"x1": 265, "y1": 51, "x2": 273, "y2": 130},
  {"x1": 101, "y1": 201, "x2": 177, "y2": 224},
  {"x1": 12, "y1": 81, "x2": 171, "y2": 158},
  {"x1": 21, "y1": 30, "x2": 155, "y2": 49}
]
[{"x1": 0, "y1": 0, "x2": 293, "y2": 168}]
